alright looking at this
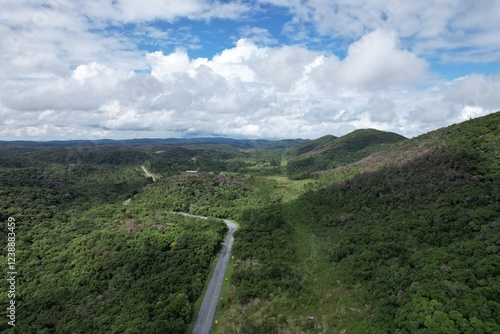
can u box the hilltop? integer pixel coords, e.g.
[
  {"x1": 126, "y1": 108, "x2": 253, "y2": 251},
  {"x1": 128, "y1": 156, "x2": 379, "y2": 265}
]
[
  {"x1": 286, "y1": 128, "x2": 407, "y2": 179},
  {"x1": 0, "y1": 112, "x2": 498, "y2": 333},
  {"x1": 218, "y1": 112, "x2": 500, "y2": 333}
]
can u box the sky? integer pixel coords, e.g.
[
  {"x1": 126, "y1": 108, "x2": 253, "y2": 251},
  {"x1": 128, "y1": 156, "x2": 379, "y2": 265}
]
[{"x1": 0, "y1": 0, "x2": 499, "y2": 140}]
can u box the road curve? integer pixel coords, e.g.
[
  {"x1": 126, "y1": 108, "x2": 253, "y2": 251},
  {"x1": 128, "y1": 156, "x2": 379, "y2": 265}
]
[
  {"x1": 141, "y1": 165, "x2": 156, "y2": 182},
  {"x1": 173, "y1": 213, "x2": 237, "y2": 334}
]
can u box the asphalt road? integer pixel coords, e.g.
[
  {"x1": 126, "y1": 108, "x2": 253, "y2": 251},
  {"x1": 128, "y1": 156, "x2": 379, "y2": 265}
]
[{"x1": 191, "y1": 218, "x2": 238, "y2": 334}]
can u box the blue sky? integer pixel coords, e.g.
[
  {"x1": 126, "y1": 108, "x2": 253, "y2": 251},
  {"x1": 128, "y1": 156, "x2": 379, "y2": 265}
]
[{"x1": 0, "y1": 0, "x2": 499, "y2": 140}]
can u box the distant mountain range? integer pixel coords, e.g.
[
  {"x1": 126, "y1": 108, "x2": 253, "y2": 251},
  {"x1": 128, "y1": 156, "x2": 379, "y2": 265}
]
[{"x1": 0, "y1": 137, "x2": 307, "y2": 149}]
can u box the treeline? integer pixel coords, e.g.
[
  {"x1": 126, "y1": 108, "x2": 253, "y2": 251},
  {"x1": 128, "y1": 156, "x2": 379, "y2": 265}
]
[
  {"x1": 0, "y1": 145, "x2": 150, "y2": 167},
  {"x1": 0, "y1": 140, "x2": 291, "y2": 176},
  {"x1": 148, "y1": 146, "x2": 252, "y2": 175},
  {"x1": 0, "y1": 164, "x2": 151, "y2": 217},
  {"x1": 149, "y1": 145, "x2": 284, "y2": 176}
]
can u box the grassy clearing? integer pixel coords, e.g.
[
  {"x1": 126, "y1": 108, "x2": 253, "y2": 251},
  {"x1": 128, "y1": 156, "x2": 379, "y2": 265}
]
[
  {"x1": 260, "y1": 175, "x2": 314, "y2": 201},
  {"x1": 280, "y1": 204, "x2": 378, "y2": 333}
]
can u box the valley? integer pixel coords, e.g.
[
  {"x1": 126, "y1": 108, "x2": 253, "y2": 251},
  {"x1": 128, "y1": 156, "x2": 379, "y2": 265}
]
[{"x1": 0, "y1": 112, "x2": 498, "y2": 333}]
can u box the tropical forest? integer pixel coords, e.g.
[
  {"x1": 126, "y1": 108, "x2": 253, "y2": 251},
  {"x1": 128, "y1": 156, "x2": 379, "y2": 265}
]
[{"x1": 1, "y1": 112, "x2": 499, "y2": 333}]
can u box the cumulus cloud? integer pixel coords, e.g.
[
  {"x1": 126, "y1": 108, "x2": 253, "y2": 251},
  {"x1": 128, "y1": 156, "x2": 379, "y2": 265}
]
[
  {"x1": 0, "y1": 0, "x2": 498, "y2": 141},
  {"x1": 148, "y1": 50, "x2": 192, "y2": 79},
  {"x1": 1, "y1": 35, "x2": 498, "y2": 140},
  {"x1": 337, "y1": 30, "x2": 428, "y2": 86},
  {"x1": 447, "y1": 74, "x2": 500, "y2": 109},
  {"x1": 368, "y1": 96, "x2": 396, "y2": 123},
  {"x1": 1, "y1": 62, "x2": 128, "y2": 113}
]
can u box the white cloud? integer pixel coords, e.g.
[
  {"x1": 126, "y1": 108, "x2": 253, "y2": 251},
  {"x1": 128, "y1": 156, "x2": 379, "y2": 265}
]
[
  {"x1": 0, "y1": 1, "x2": 498, "y2": 141},
  {"x1": 147, "y1": 50, "x2": 192, "y2": 79},
  {"x1": 1, "y1": 35, "x2": 498, "y2": 140},
  {"x1": 239, "y1": 26, "x2": 279, "y2": 45},
  {"x1": 368, "y1": 96, "x2": 396, "y2": 123},
  {"x1": 459, "y1": 106, "x2": 485, "y2": 122},
  {"x1": 326, "y1": 29, "x2": 428, "y2": 88},
  {"x1": 81, "y1": 0, "x2": 250, "y2": 23},
  {"x1": 1, "y1": 62, "x2": 128, "y2": 113},
  {"x1": 447, "y1": 74, "x2": 500, "y2": 109}
]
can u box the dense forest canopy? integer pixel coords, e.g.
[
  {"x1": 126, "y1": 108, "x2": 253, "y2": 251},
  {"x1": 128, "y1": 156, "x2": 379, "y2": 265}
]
[
  {"x1": 0, "y1": 136, "x2": 292, "y2": 332},
  {"x1": 1, "y1": 113, "x2": 499, "y2": 333},
  {"x1": 0, "y1": 152, "x2": 230, "y2": 332}
]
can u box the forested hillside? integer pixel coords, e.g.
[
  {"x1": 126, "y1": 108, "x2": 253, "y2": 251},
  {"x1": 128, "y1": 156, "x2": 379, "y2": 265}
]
[
  {"x1": 286, "y1": 129, "x2": 406, "y2": 179},
  {"x1": 0, "y1": 143, "x2": 240, "y2": 333},
  {"x1": 0, "y1": 138, "x2": 296, "y2": 333},
  {"x1": 0, "y1": 155, "x2": 230, "y2": 332},
  {"x1": 217, "y1": 112, "x2": 500, "y2": 333},
  {"x1": 1, "y1": 113, "x2": 498, "y2": 333}
]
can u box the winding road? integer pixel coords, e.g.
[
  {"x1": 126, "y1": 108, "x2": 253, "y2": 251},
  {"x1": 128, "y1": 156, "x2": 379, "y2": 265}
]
[
  {"x1": 141, "y1": 165, "x2": 156, "y2": 181},
  {"x1": 174, "y1": 213, "x2": 237, "y2": 334},
  {"x1": 137, "y1": 168, "x2": 236, "y2": 333}
]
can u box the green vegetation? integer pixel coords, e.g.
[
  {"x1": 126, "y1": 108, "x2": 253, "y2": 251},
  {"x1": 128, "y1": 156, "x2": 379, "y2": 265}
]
[
  {"x1": 286, "y1": 129, "x2": 407, "y2": 179},
  {"x1": 217, "y1": 112, "x2": 500, "y2": 333},
  {"x1": 0, "y1": 154, "x2": 228, "y2": 332},
  {"x1": 0, "y1": 138, "x2": 292, "y2": 333},
  {"x1": 133, "y1": 173, "x2": 253, "y2": 219},
  {"x1": 1, "y1": 113, "x2": 499, "y2": 333},
  {"x1": 287, "y1": 121, "x2": 499, "y2": 331},
  {"x1": 20, "y1": 212, "x2": 226, "y2": 333},
  {"x1": 217, "y1": 203, "x2": 302, "y2": 333}
]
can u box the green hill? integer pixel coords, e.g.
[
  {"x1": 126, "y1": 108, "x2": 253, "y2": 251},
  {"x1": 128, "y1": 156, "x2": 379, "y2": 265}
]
[
  {"x1": 219, "y1": 112, "x2": 500, "y2": 333},
  {"x1": 287, "y1": 134, "x2": 338, "y2": 157},
  {"x1": 1, "y1": 112, "x2": 498, "y2": 333},
  {"x1": 286, "y1": 129, "x2": 407, "y2": 179}
]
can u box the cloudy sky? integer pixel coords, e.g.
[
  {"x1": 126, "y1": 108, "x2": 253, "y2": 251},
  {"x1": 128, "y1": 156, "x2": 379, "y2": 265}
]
[{"x1": 1, "y1": 0, "x2": 499, "y2": 140}]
